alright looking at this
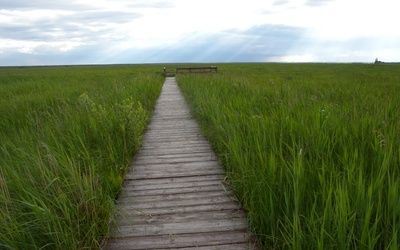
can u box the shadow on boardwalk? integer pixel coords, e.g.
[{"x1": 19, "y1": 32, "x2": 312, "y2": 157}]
[{"x1": 104, "y1": 77, "x2": 258, "y2": 249}]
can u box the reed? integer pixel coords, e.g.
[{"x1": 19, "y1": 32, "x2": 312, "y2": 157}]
[{"x1": 0, "y1": 65, "x2": 163, "y2": 249}]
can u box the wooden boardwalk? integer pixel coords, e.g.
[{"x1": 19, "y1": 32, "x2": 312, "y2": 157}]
[{"x1": 105, "y1": 77, "x2": 258, "y2": 249}]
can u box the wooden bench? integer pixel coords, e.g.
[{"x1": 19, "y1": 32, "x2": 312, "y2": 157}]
[{"x1": 164, "y1": 66, "x2": 217, "y2": 77}]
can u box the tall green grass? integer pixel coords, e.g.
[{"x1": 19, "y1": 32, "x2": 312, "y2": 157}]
[
  {"x1": 177, "y1": 63, "x2": 400, "y2": 249},
  {"x1": 0, "y1": 65, "x2": 163, "y2": 249}
]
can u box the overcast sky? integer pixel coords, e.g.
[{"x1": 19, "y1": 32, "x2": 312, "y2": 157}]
[{"x1": 0, "y1": 0, "x2": 399, "y2": 66}]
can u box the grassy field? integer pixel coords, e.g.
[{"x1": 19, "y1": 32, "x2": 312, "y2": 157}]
[
  {"x1": 0, "y1": 65, "x2": 164, "y2": 249},
  {"x1": 177, "y1": 63, "x2": 400, "y2": 249}
]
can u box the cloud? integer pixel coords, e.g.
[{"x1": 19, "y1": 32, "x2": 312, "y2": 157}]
[
  {"x1": 273, "y1": 0, "x2": 290, "y2": 6},
  {"x1": 0, "y1": 7, "x2": 142, "y2": 50},
  {"x1": 0, "y1": 0, "x2": 174, "y2": 11},
  {"x1": 0, "y1": 6, "x2": 141, "y2": 65},
  {"x1": 0, "y1": 0, "x2": 92, "y2": 11},
  {"x1": 305, "y1": 0, "x2": 335, "y2": 7}
]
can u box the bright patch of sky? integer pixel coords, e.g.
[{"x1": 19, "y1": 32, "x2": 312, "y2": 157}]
[{"x1": 0, "y1": 0, "x2": 399, "y2": 65}]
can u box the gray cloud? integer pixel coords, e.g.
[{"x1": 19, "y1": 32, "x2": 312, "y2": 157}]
[
  {"x1": 0, "y1": 0, "x2": 160, "y2": 42},
  {"x1": 0, "y1": 0, "x2": 174, "y2": 10},
  {"x1": 0, "y1": 0, "x2": 92, "y2": 10},
  {"x1": 0, "y1": 9, "x2": 141, "y2": 43}
]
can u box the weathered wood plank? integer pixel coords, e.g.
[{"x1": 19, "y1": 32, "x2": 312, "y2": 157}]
[
  {"x1": 144, "y1": 131, "x2": 202, "y2": 137},
  {"x1": 133, "y1": 155, "x2": 217, "y2": 165},
  {"x1": 141, "y1": 137, "x2": 207, "y2": 143},
  {"x1": 114, "y1": 210, "x2": 245, "y2": 226},
  {"x1": 127, "y1": 166, "x2": 223, "y2": 175},
  {"x1": 146, "y1": 120, "x2": 198, "y2": 125},
  {"x1": 125, "y1": 161, "x2": 226, "y2": 179},
  {"x1": 122, "y1": 179, "x2": 226, "y2": 192},
  {"x1": 134, "y1": 147, "x2": 214, "y2": 156},
  {"x1": 123, "y1": 174, "x2": 225, "y2": 187},
  {"x1": 117, "y1": 195, "x2": 235, "y2": 211},
  {"x1": 141, "y1": 141, "x2": 212, "y2": 149},
  {"x1": 130, "y1": 159, "x2": 221, "y2": 169},
  {"x1": 111, "y1": 219, "x2": 248, "y2": 237},
  {"x1": 146, "y1": 128, "x2": 198, "y2": 133},
  {"x1": 106, "y1": 230, "x2": 254, "y2": 250},
  {"x1": 140, "y1": 144, "x2": 213, "y2": 152},
  {"x1": 116, "y1": 204, "x2": 244, "y2": 218},
  {"x1": 127, "y1": 169, "x2": 225, "y2": 180},
  {"x1": 156, "y1": 243, "x2": 257, "y2": 250},
  {"x1": 130, "y1": 167, "x2": 222, "y2": 175},
  {"x1": 121, "y1": 184, "x2": 230, "y2": 197},
  {"x1": 143, "y1": 131, "x2": 204, "y2": 136},
  {"x1": 135, "y1": 152, "x2": 217, "y2": 165},
  {"x1": 118, "y1": 190, "x2": 233, "y2": 208}
]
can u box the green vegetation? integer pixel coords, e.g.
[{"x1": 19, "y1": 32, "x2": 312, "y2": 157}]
[
  {"x1": 0, "y1": 65, "x2": 163, "y2": 249},
  {"x1": 177, "y1": 63, "x2": 400, "y2": 249}
]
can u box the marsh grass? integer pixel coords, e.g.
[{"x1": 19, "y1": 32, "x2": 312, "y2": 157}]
[
  {"x1": 177, "y1": 63, "x2": 400, "y2": 249},
  {"x1": 0, "y1": 65, "x2": 163, "y2": 249}
]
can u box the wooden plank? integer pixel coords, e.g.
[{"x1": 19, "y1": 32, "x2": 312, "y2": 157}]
[
  {"x1": 117, "y1": 202, "x2": 243, "y2": 216},
  {"x1": 133, "y1": 155, "x2": 217, "y2": 165},
  {"x1": 114, "y1": 210, "x2": 246, "y2": 226},
  {"x1": 127, "y1": 169, "x2": 225, "y2": 180},
  {"x1": 122, "y1": 179, "x2": 225, "y2": 191},
  {"x1": 129, "y1": 165, "x2": 223, "y2": 174},
  {"x1": 133, "y1": 152, "x2": 216, "y2": 159},
  {"x1": 156, "y1": 243, "x2": 257, "y2": 250},
  {"x1": 141, "y1": 140, "x2": 211, "y2": 148},
  {"x1": 134, "y1": 153, "x2": 217, "y2": 161},
  {"x1": 134, "y1": 147, "x2": 214, "y2": 156},
  {"x1": 144, "y1": 129, "x2": 202, "y2": 135},
  {"x1": 106, "y1": 230, "x2": 253, "y2": 250},
  {"x1": 140, "y1": 143, "x2": 213, "y2": 151},
  {"x1": 127, "y1": 160, "x2": 223, "y2": 172},
  {"x1": 143, "y1": 133, "x2": 205, "y2": 140},
  {"x1": 118, "y1": 190, "x2": 235, "y2": 203},
  {"x1": 140, "y1": 141, "x2": 212, "y2": 148},
  {"x1": 131, "y1": 158, "x2": 218, "y2": 166},
  {"x1": 117, "y1": 195, "x2": 235, "y2": 210},
  {"x1": 110, "y1": 219, "x2": 248, "y2": 237},
  {"x1": 140, "y1": 137, "x2": 208, "y2": 144},
  {"x1": 145, "y1": 125, "x2": 200, "y2": 131},
  {"x1": 139, "y1": 141, "x2": 211, "y2": 148},
  {"x1": 145, "y1": 125, "x2": 200, "y2": 130},
  {"x1": 121, "y1": 184, "x2": 230, "y2": 197},
  {"x1": 123, "y1": 174, "x2": 225, "y2": 187},
  {"x1": 120, "y1": 184, "x2": 230, "y2": 196}
]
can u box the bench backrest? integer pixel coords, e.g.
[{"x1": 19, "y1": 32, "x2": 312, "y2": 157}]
[{"x1": 164, "y1": 66, "x2": 217, "y2": 77}]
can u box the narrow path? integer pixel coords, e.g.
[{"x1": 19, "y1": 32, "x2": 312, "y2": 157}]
[{"x1": 105, "y1": 77, "x2": 258, "y2": 249}]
